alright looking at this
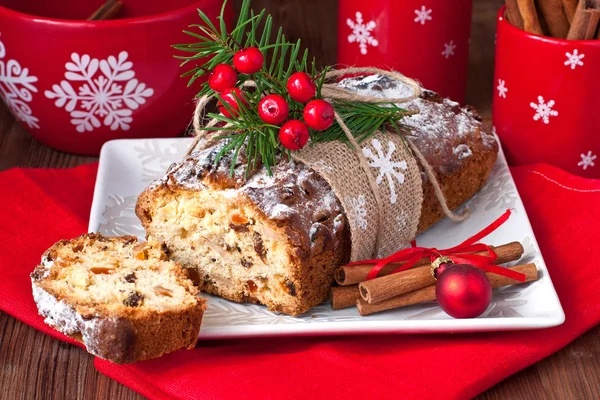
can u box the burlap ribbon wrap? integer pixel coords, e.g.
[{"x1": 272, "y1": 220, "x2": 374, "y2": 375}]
[
  {"x1": 186, "y1": 68, "x2": 467, "y2": 262},
  {"x1": 291, "y1": 132, "x2": 422, "y2": 260}
]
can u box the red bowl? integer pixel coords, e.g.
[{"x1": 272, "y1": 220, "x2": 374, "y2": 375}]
[
  {"x1": 0, "y1": 0, "x2": 231, "y2": 155},
  {"x1": 493, "y1": 6, "x2": 600, "y2": 178}
]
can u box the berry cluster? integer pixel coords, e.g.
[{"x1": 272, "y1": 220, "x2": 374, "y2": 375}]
[{"x1": 207, "y1": 47, "x2": 334, "y2": 151}]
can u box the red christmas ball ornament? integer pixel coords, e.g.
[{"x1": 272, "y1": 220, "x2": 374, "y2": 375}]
[
  {"x1": 258, "y1": 94, "x2": 289, "y2": 125},
  {"x1": 279, "y1": 120, "x2": 309, "y2": 150},
  {"x1": 218, "y1": 88, "x2": 248, "y2": 118},
  {"x1": 208, "y1": 64, "x2": 237, "y2": 92},
  {"x1": 435, "y1": 264, "x2": 492, "y2": 319},
  {"x1": 303, "y1": 99, "x2": 334, "y2": 131},
  {"x1": 286, "y1": 72, "x2": 316, "y2": 103},
  {"x1": 233, "y1": 47, "x2": 264, "y2": 74}
]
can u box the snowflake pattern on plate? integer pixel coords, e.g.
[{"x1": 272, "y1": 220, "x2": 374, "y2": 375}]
[
  {"x1": 578, "y1": 151, "x2": 596, "y2": 170},
  {"x1": 497, "y1": 79, "x2": 507, "y2": 98},
  {"x1": 134, "y1": 140, "x2": 189, "y2": 183},
  {"x1": 346, "y1": 195, "x2": 368, "y2": 230},
  {"x1": 0, "y1": 33, "x2": 39, "y2": 129},
  {"x1": 564, "y1": 49, "x2": 584, "y2": 70},
  {"x1": 45, "y1": 51, "x2": 154, "y2": 133},
  {"x1": 530, "y1": 96, "x2": 558, "y2": 124},
  {"x1": 414, "y1": 6, "x2": 432, "y2": 25},
  {"x1": 362, "y1": 138, "x2": 408, "y2": 205},
  {"x1": 442, "y1": 40, "x2": 456, "y2": 59},
  {"x1": 97, "y1": 194, "x2": 145, "y2": 237},
  {"x1": 347, "y1": 12, "x2": 378, "y2": 55}
]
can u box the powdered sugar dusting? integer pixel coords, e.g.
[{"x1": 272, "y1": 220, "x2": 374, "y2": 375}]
[
  {"x1": 454, "y1": 144, "x2": 472, "y2": 160},
  {"x1": 32, "y1": 282, "x2": 81, "y2": 335},
  {"x1": 338, "y1": 75, "x2": 496, "y2": 167}
]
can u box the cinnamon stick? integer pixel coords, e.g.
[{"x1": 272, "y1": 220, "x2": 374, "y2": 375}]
[
  {"x1": 335, "y1": 257, "x2": 430, "y2": 286},
  {"x1": 88, "y1": 0, "x2": 123, "y2": 21},
  {"x1": 359, "y1": 242, "x2": 524, "y2": 304},
  {"x1": 330, "y1": 285, "x2": 360, "y2": 310},
  {"x1": 584, "y1": 10, "x2": 600, "y2": 38},
  {"x1": 506, "y1": 0, "x2": 525, "y2": 29},
  {"x1": 517, "y1": 0, "x2": 545, "y2": 35},
  {"x1": 336, "y1": 242, "x2": 523, "y2": 286},
  {"x1": 537, "y1": 0, "x2": 571, "y2": 38},
  {"x1": 563, "y1": 0, "x2": 580, "y2": 22},
  {"x1": 357, "y1": 263, "x2": 539, "y2": 316},
  {"x1": 567, "y1": 0, "x2": 592, "y2": 38}
]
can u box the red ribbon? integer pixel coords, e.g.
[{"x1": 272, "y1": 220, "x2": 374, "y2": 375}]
[{"x1": 346, "y1": 209, "x2": 527, "y2": 282}]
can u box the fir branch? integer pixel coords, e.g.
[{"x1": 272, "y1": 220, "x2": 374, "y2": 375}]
[
  {"x1": 312, "y1": 102, "x2": 409, "y2": 145},
  {"x1": 173, "y1": 0, "x2": 412, "y2": 175}
]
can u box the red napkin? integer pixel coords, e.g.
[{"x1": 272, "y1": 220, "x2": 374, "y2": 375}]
[{"x1": 0, "y1": 162, "x2": 598, "y2": 399}]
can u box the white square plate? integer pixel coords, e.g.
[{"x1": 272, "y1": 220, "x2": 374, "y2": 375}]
[{"x1": 89, "y1": 138, "x2": 564, "y2": 338}]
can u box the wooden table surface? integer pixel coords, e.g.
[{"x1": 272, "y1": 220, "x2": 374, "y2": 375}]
[{"x1": 2, "y1": 0, "x2": 600, "y2": 399}]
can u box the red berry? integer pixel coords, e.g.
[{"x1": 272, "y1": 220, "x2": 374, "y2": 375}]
[
  {"x1": 303, "y1": 99, "x2": 334, "y2": 131},
  {"x1": 218, "y1": 88, "x2": 248, "y2": 118},
  {"x1": 286, "y1": 72, "x2": 316, "y2": 103},
  {"x1": 233, "y1": 47, "x2": 264, "y2": 74},
  {"x1": 279, "y1": 120, "x2": 309, "y2": 150},
  {"x1": 208, "y1": 64, "x2": 237, "y2": 92},
  {"x1": 258, "y1": 94, "x2": 289, "y2": 125}
]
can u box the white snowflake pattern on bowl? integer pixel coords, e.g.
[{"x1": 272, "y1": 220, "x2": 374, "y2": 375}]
[
  {"x1": 0, "y1": 33, "x2": 40, "y2": 129},
  {"x1": 413, "y1": 6, "x2": 432, "y2": 25},
  {"x1": 44, "y1": 51, "x2": 154, "y2": 133},
  {"x1": 564, "y1": 49, "x2": 584, "y2": 70},
  {"x1": 347, "y1": 12, "x2": 378, "y2": 55},
  {"x1": 441, "y1": 40, "x2": 456, "y2": 59},
  {"x1": 530, "y1": 96, "x2": 558, "y2": 124}
]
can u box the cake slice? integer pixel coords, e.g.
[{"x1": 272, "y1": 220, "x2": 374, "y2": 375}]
[{"x1": 31, "y1": 233, "x2": 206, "y2": 364}]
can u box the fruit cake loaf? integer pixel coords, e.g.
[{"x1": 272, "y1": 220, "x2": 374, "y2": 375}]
[
  {"x1": 136, "y1": 74, "x2": 498, "y2": 316},
  {"x1": 31, "y1": 233, "x2": 206, "y2": 364}
]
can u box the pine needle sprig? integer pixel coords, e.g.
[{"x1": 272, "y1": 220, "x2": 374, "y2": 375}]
[
  {"x1": 312, "y1": 101, "x2": 409, "y2": 146},
  {"x1": 173, "y1": 0, "x2": 413, "y2": 175}
]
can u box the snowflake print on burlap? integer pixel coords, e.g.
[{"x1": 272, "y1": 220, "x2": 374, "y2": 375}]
[
  {"x1": 414, "y1": 6, "x2": 432, "y2": 25},
  {"x1": 497, "y1": 79, "x2": 508, "y2": 98},
  {"x1": 362, "y1": 138, "x2": 408, "y2": 205},
  {"x1": 442, "y1": 40, "x2": 456, "y2": 59},
  {"x1": 45, "y1": 52, "x2": 154, "y2": 133},
  {"x1": 0, "y1": 33, "x2": 39, "y2": 129},
  {"x1": 347, "y1": 12, "x2": 378, "y2": 55},
  {"x1": 530, "y1": 96, "x2": 558, "y2": 124},
  {"x1": 346, "y1": 195, "x2": 368, "y2": 231},
  {"x1": 564, "y1": 49, "x2": 584, "y2": 70},
  {"x1": 578, "y1": 151, "x2": 596, "y2": 170}
]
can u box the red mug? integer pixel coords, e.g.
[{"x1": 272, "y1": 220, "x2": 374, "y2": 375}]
[
  {"x1": 0, "y1": 0, "x2": 231, "y2": 156},
  {"x1": 493, "y1": 6, "x2": 600, "y2": 178},
  {"x1": 337, "y1": 0, "x2": 473, "y2": 103}
]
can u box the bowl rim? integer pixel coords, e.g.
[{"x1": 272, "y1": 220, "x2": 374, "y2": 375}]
[
  {"x1": 497, "y1": 5, "x2": 600, "y2": 45},
  {"x1": 0, "y1": 0, "x2": 222, "y2": 26}
]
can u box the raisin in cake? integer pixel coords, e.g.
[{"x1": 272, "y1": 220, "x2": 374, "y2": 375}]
[
  {"x1": 31, "y1": 233, "x2": 206, "y2": 363},
  {"x1": 136, "y1": 75, "x2": 498, "y2": 316}
]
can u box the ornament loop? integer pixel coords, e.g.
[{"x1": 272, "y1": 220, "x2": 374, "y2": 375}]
[{"x1": 431, "y1": 256, "x2": 453, "y2": 279}]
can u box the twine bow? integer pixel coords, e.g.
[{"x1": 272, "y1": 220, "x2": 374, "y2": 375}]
[
  {"x1": 346, "y1": 209, "x2": 527, "y2": 282},
  {"x1": 186, "y1": 67, "x2": 470, "y2": 256}
]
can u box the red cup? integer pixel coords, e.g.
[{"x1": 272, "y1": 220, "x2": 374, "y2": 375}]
[
  {"x1": 493, "y1": 6, "x2": 600, "y2": 178},
  {"x1": 337, "y1": 0, "x2": 473, "y2": 103},
  {"x1": 0, "y1": 0, "x2": 231, "y2": 156}
]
